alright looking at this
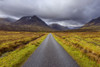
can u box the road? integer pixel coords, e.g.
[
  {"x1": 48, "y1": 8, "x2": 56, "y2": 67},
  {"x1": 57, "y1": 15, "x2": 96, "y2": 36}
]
[{"x1": 22, "y1": 34, "x2": 79, "y2": 67}]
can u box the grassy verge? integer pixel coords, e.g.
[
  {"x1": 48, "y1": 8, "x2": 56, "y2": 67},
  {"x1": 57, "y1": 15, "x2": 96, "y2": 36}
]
[
  {"x1": 0, "y1": 34, "x2": 47, "y2": 67},
  {"x1": 53, "y1": 34, "x2": 100, "y2": 67}
]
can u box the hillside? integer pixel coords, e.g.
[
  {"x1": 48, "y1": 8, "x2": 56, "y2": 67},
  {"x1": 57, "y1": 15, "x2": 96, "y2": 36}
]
[
  {"x1": 81, "y1": 17, "x2": 100, "y2": 31},
  {"x1": 49, "y1": 23, "x2": 69, "y2": 31}
]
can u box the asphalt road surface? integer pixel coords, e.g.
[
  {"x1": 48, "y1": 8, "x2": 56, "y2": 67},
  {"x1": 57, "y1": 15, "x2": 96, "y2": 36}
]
[{"x1": 22, "y1": 34, "x2": 79, "y2": 67}]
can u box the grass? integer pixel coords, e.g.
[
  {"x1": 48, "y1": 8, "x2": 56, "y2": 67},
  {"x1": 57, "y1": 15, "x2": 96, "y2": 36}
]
[
  {"x1": 0, "y1": 31, "x2": 47, "y2": 67},
  {"x1": 53, "y1": 32, "x2": 100, "y2": 67}
]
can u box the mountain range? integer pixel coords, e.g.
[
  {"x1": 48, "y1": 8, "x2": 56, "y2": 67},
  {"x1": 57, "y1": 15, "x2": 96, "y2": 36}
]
[
  {"x1": 0, "y1": 16, "x2": 69, "y2": 32},
  {"x1": 0, "y1": 15, "x2": 100, "y2": 32}
]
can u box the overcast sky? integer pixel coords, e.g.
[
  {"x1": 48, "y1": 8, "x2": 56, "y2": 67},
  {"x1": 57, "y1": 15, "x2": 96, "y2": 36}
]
[{"x1": 0, "y1": 0, "x2": 100, "y2": 28}]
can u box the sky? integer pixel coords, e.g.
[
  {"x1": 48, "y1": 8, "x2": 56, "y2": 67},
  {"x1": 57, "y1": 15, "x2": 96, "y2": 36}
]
[{"x1": 0, "y1": 0, "x2": 100, "y2": 28}]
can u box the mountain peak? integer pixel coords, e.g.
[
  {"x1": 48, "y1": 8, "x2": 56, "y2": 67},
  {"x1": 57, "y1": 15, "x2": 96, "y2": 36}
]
[{"x1": 15, "y1": 15, "x2": 48, "y2": 26}]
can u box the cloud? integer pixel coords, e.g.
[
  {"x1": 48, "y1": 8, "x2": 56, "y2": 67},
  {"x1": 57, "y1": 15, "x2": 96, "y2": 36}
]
[{"x1": 0, "y1": 0, "x2": 100, "y2": 27}]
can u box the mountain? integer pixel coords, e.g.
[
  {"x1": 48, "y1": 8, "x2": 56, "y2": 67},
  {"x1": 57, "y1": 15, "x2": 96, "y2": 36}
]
[
  {"x1": 81, "y1": 17, "x2": 100, "y2": 31},
  {"x1": 15, "y1": 16, "x2": 48, "y2": 26},
  {"x1": 0, "y1": 16, "x2": 53, "y2": 32},
  {"x1": 49, "y1": 23, "x2": 69, "y2": 31}
]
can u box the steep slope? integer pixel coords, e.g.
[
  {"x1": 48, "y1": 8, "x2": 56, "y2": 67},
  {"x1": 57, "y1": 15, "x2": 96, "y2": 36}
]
[
  {"x1": 49, "y1": 23, "x2": 69, "y2": 31},
  {"x1": 81, "y1": 17, "x2": 100, "y2": 31},
  {"x1": 0, "y1": 16, "x2": 53, "y2": 32}
]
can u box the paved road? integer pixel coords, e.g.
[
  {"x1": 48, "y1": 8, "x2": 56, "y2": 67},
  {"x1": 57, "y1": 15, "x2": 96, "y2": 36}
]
[{"x1": 22, "y1": 34, "x2": 79, "y2": 67}]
